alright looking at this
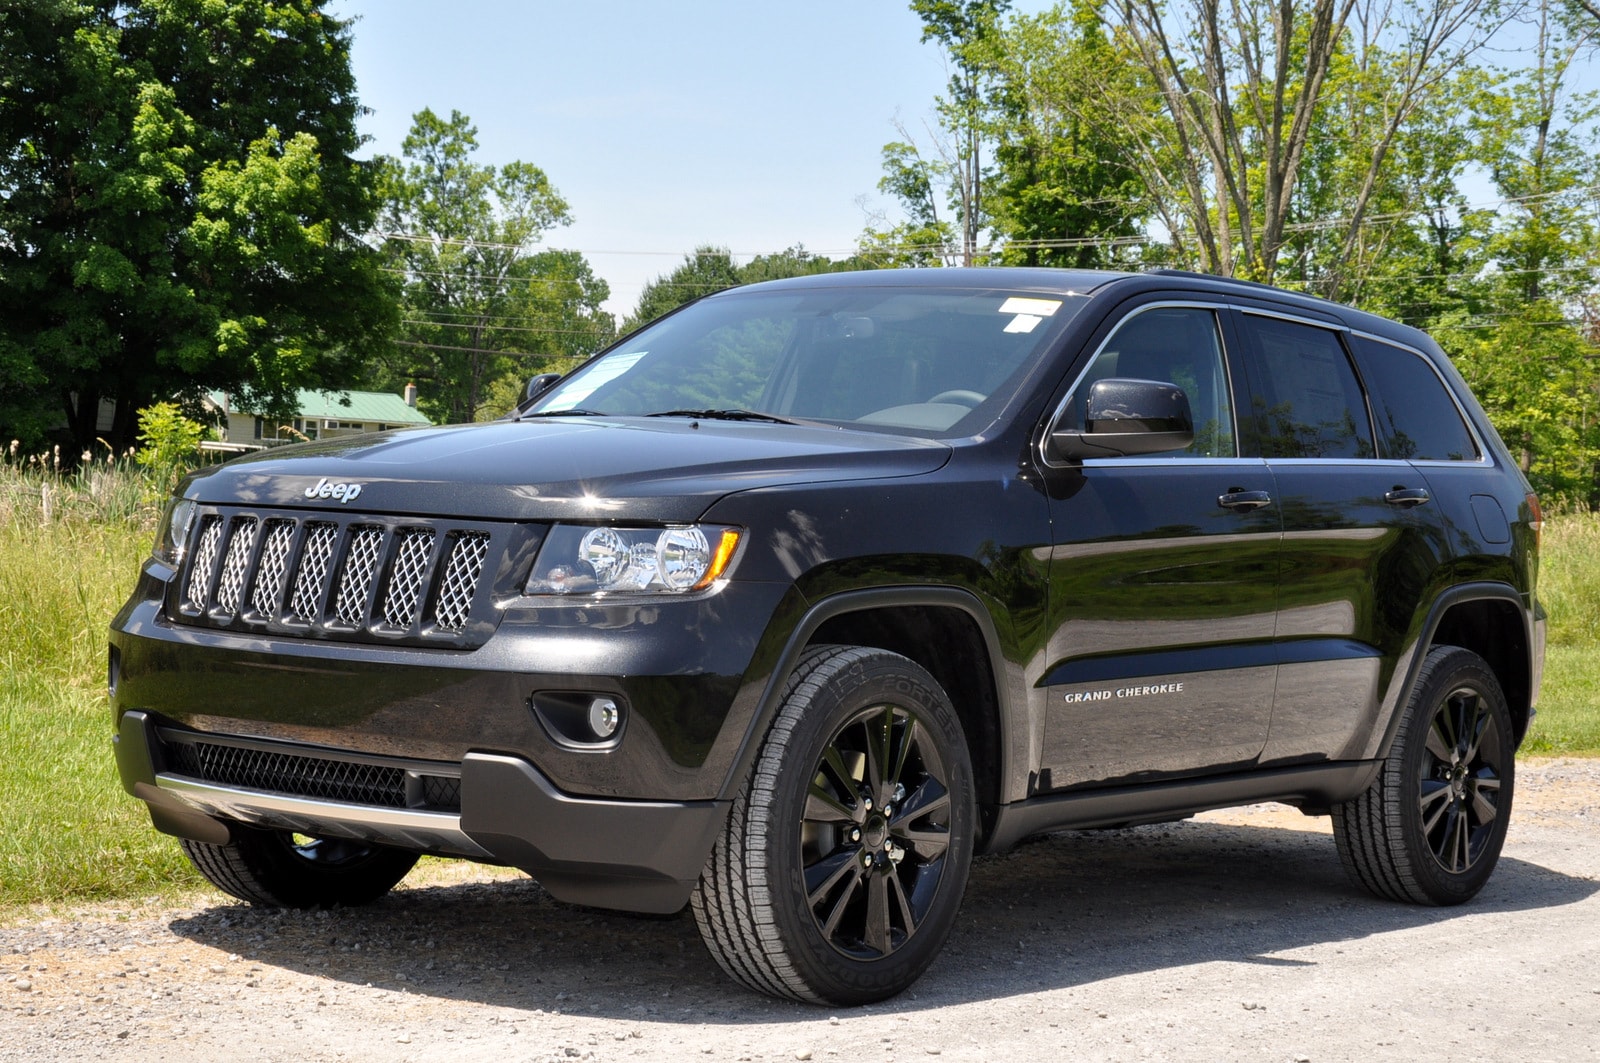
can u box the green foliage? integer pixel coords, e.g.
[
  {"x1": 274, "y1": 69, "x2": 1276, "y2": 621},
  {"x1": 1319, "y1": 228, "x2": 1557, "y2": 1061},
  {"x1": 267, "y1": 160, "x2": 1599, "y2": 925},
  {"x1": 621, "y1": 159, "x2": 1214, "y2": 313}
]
[
  {"x1": 133, "y1": 402, "x2": 205, "y2": 501},
  {"x1": 374, "y1": 109, "x2": 614, "y2": 424},
  {"x1": 623, "y1": 246, "x2": 873, "y2": 331},
  {"x1": 0, "y1": 0, "x2": 397, "y2": 452}
]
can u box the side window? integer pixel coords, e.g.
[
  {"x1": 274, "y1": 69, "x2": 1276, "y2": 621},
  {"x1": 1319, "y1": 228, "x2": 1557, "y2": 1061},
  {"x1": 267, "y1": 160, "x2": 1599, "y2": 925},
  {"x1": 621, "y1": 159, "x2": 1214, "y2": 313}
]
[
  {"x1": 1061, "y1": 306, "x2": 1236, "y2": 457},
  {"x1": 1239, "y1": 316, "x2": 1374, "y2": 459},
  {"x1": 1349, "y1": 336, "x2": 1479, "y2": 461}
]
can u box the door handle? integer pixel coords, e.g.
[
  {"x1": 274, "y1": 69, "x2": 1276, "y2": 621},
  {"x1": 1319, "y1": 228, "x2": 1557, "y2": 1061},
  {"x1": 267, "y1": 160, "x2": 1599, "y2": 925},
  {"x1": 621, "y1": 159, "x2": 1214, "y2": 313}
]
[
  {"x1": 1218, "y1": 488, "x2": 1273, "y2": 511},
  {"x1": 1384, "y1": 487, "x2": 1431, "y2": 508}
]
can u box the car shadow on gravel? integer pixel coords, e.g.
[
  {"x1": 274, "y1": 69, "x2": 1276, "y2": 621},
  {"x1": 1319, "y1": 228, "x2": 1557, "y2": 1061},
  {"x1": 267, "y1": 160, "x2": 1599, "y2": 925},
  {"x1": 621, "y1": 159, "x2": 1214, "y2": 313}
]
[{"x1": 165, "y1": 817, "x2": 1597, "y2": 1023}]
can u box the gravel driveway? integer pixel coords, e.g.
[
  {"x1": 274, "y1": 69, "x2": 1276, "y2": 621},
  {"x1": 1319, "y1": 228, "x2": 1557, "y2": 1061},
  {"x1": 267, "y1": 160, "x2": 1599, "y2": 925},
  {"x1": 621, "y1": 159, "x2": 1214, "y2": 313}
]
[{"x1": 4, "y1": 759, "x2": 1597, "y2": 1063}]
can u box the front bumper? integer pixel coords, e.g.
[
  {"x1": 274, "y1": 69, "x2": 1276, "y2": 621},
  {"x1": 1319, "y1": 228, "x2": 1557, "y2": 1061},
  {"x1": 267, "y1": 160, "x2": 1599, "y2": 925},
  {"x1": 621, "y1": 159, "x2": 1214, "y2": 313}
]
[{"x1": 115, "y1": 710, "x2": 726, "y2": 912}]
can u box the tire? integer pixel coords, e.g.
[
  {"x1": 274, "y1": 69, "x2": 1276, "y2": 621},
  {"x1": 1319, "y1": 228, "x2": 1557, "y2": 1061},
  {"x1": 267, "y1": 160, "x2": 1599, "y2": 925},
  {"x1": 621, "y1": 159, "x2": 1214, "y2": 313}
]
[
  {"x1": 180, "y1": 827, "x2": 419, "y2": 908},
  {"x1": 692, "y1": 645, "x2": 976, "y2": 1005},
  {"x1": 1332, "y1": 645, "x2": 1515, "y2": 906}
]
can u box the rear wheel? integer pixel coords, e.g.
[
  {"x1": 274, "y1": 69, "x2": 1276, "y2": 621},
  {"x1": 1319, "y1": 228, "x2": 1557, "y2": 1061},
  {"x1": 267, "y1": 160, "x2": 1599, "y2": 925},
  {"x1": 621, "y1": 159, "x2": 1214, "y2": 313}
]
[
  {"x1": 692, "y1": 645, "x2": 976, "y2": 1004},
  {"x1": 180, "y1": 828, "x2": 419, "y2": 908},
  {"x1": 1332, "y1": 645, "x2": 1514, "y2": 905}
]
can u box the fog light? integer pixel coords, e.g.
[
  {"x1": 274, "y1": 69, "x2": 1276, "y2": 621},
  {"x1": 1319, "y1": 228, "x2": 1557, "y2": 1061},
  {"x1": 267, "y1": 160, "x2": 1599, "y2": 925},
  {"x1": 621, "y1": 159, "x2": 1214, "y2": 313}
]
[{"x1": 588, "y1": 697, "x2": 621, "y2": 739}]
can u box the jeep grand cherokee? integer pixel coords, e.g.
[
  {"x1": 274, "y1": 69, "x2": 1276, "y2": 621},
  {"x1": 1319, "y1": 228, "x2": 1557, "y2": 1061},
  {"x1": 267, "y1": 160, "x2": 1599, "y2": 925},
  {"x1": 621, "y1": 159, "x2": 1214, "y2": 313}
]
[{"x1": 111, "y1": 268, "x2": 1544, "y2": 1004}]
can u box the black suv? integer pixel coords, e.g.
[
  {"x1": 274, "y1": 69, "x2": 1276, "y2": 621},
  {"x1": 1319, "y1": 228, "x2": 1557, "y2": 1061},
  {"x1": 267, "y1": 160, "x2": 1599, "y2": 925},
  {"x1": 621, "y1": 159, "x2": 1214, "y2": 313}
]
[{"x1": 111, "y1": 268, "x2": 1545, "y2": 1005}]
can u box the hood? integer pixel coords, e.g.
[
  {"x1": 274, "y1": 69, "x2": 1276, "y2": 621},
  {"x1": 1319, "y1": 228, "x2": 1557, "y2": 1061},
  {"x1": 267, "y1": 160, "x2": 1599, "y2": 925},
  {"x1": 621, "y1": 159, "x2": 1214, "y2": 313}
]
[{"x1": 181, "y1": 417, "x2": 952, "y2": 522}]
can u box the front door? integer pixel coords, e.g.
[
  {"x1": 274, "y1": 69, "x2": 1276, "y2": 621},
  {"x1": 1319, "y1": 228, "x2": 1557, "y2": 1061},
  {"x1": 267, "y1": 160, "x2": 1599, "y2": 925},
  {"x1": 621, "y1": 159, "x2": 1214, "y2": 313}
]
[{"x1": 1037, "y1": 303, "x2": 1281, "y2": 790}]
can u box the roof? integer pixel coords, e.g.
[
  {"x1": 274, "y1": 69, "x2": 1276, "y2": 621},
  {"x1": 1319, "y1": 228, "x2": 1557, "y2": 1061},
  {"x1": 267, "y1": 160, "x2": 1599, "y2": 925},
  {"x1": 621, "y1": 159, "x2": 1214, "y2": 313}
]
[{"x1": 208, "y1": 389, "x2": 431, "y2": 425}]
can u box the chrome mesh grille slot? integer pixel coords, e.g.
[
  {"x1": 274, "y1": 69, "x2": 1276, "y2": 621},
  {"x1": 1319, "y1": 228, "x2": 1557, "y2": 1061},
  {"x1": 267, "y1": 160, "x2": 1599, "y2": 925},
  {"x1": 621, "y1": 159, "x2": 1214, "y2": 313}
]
[
  {"x1": 382, "y1": 528, "x2": 436, "y2": 627},
  {"x1": 251, "y1": 520, "x2": 295, "y2": 615},
  {"x1": 184, "y1": 516, "x2": 223, "y2": 610},
  {"x1": 173, "y1": 508, "x2": 512, "y2": 646},
  {"x1": 435, "y1": 532, "x2": 490, "y2": 632},
  {"x1": 333, "y1": 525, "x2": 385, "y2": 625},
  {"x1": 213, "y1": 517, "x2": 258, "y2": 615},
  {"x1": 288, "y1": 522, "x2": 338, "y2": 621}
]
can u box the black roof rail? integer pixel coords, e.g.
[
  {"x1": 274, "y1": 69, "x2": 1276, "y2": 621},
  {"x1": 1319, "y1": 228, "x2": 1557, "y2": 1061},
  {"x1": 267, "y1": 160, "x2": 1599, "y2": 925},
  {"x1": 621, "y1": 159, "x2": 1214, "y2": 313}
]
[{"x1": 1144, "y1": 267, "x2": 1332, "y2": 301}]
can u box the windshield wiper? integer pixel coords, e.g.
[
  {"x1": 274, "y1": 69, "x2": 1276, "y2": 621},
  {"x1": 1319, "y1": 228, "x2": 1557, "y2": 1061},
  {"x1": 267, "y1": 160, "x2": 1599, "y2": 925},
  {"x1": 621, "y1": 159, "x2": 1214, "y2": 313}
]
[
  {"x1": 646, "y1": 408, "x2": 799, "y2": 425},
  {"x1": 515, "y1": 408, "x2": 610, "y2": 420}
]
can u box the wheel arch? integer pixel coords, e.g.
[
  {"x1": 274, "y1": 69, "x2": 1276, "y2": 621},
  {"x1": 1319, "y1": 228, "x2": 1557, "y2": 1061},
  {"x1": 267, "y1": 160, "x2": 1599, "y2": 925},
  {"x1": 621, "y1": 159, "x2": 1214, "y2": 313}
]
[
  {"x1": 718, "y1": 588, "x2": 1013, "y2": 845},
  {"x1": 1373, "y1": 583, "x2": 1536, "y2": 758}
]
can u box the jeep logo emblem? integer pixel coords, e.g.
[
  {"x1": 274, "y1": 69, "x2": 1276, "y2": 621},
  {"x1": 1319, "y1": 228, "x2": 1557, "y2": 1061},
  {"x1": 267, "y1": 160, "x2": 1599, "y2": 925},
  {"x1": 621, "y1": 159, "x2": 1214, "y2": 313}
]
[{"x1": 304, "y1": 477, "x2": 363, "y2": 504}]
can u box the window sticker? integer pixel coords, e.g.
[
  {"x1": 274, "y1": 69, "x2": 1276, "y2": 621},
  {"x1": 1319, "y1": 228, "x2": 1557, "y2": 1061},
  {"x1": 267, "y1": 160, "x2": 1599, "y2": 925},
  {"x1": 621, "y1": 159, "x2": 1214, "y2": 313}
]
[
  {"x1": 542, "y1": 351, "x2": 647, "y2": 411},
  {"x1": 1004, "y1": 314, "x2": 1043, "y2": 334},
  {"x1": 998, "y1": 297, "x2": 1063, "y2": 317}
]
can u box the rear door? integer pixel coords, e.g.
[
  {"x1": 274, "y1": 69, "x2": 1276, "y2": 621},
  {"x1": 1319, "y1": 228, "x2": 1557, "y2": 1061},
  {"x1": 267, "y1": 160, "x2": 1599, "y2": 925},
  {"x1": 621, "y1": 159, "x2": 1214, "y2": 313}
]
[
  {"x1": 1229, "y1": 308, "x2": 1453, "y2": 765},
  {"x1": 1035, "y1": 301, "x2": 1282, "y2": 790}
]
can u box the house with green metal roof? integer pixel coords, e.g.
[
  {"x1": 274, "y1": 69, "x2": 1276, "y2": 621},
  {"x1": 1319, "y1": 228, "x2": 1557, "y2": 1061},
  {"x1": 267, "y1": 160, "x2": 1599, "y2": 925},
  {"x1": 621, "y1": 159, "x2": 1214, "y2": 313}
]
[{"x1": 203, "y1": 387, "x2": 431, "y2": 451}]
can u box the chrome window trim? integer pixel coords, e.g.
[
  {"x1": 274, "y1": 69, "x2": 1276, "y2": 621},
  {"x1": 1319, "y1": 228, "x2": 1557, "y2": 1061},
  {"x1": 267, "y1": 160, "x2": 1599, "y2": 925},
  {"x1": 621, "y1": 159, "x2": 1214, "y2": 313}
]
[
  {"x1": 1237, "y1": 305, "x2": 1351, "y2": 331},
  {"x1": 1039, "y1": 300, "x2": 1241, "y2": 471}
]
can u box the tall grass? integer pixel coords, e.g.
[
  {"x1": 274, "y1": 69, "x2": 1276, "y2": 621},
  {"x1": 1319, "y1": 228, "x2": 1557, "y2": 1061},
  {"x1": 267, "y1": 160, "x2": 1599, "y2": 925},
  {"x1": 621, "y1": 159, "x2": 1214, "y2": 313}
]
[
  {"x1": 1523, "y1": 510, "x2": 1600, "y2": 754},
  {"x1": 0, "y1": 456, "x2": 199, "y2": 915}
]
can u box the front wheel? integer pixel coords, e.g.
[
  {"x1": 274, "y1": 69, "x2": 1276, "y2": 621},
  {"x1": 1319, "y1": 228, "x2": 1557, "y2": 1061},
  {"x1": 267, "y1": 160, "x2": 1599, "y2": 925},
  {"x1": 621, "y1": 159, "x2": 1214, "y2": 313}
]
[
  {"x1": 692, "y1": 646, "x2": 976, "y2": 1004},
  {"x1": 1332, "y1": 645, "x2": 1515, "y2": 905},
  {"x1": 180, "y1": 828, "x2": 419, "y2": 908}
]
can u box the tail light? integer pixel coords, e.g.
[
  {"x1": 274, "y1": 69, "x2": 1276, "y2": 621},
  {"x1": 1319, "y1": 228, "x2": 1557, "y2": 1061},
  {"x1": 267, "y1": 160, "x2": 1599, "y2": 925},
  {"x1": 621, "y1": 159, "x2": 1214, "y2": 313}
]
[{"x1": 1526, "y1": 492, "x2": 1543, "y2": 548}]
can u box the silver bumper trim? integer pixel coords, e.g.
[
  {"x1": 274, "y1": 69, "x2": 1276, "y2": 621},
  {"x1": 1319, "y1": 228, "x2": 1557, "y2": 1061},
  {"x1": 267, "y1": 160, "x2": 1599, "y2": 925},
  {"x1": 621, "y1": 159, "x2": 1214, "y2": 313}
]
[{"x1": 154, "y1": 773, "x2": 494, "y2": 859}]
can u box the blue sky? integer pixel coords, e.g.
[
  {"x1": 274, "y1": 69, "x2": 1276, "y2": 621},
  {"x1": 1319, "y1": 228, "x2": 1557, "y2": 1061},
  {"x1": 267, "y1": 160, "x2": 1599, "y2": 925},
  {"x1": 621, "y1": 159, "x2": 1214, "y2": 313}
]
[{"x1": 331, "y1": 1, "x2": 1027, "y2": 319}]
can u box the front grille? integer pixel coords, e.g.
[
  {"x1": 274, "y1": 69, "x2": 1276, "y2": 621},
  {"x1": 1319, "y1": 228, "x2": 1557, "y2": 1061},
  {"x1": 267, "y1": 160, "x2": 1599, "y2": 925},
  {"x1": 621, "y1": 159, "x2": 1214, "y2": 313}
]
[
  {"x1": 172, "y1": 507, "x2": 514, "y2": 647},
  {"x1": 164, "y1": 738, "x2": 461, "y2": 812}
]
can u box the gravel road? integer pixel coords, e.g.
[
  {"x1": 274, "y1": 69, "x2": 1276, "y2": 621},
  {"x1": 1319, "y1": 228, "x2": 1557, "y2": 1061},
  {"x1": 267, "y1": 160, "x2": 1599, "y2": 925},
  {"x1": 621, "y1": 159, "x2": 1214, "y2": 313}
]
[{"x1": 4, "y1": 758, "x2": 1597, "y2": 1063}]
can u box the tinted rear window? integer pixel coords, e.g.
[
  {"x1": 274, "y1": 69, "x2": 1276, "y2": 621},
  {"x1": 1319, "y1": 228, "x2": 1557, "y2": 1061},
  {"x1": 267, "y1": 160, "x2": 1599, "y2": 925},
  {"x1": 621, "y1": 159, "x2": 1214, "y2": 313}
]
[{"x1": 1350, "y1": 336, "x2": 1479, "y2": 461}]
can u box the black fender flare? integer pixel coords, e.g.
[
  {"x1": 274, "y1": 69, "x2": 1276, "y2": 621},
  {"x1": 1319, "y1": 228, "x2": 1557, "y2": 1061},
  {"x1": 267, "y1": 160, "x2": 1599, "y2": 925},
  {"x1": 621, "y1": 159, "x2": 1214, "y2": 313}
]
[
  {"x1": 715, "y1": 586, "x2": 1015, "y2": 807},
  {"x1": 1363, "y1": 580, "x2": 1535, "y2": 761}
]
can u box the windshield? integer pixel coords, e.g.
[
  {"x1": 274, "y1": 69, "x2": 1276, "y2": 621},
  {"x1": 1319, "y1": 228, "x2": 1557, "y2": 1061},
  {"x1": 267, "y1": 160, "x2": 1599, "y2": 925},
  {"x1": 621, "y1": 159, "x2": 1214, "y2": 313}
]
[{"x1": 527, "y1": 285, "x2": 1089, "y2": 435}]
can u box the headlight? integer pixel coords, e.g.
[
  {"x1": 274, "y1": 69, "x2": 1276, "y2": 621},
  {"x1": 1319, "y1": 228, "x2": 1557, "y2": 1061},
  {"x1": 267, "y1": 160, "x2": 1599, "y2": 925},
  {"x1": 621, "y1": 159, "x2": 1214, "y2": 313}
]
[
  {"x1": 152, "y1": 497, "x2": 198, "y2": 566},
  {"x1": 526, "y1": 524, "x2": 742, "y2": 595}
]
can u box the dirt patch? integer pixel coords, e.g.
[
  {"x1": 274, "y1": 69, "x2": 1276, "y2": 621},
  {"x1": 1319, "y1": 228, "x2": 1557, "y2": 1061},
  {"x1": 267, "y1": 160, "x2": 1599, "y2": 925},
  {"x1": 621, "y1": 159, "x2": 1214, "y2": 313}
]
[{"x1": 3, "y1": 758, "x2": 1597, "y2": 1062}]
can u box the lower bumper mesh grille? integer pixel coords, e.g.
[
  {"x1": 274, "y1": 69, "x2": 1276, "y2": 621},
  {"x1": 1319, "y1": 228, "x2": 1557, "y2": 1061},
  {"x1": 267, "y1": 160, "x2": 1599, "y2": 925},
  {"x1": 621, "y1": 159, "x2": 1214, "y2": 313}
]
[{"x1": 164, "y1": 740, "x2": 461, "y2": 812}]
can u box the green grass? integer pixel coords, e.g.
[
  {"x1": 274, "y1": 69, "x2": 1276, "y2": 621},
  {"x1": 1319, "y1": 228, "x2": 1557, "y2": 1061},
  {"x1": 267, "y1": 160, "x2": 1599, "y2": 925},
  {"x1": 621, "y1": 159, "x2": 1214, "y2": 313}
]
[
  {"x1": 0, "y1": 513, "x2": 201, "y2": 917},
  {"x1": 1, "y1": 462, "x2": 1598, "y2": 916}
]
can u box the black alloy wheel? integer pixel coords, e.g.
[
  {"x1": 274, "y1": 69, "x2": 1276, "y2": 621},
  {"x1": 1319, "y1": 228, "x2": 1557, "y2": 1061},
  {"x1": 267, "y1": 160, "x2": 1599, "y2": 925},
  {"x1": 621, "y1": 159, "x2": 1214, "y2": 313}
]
[
  {"x1": 800, "y1": 702, "x2": 954, "y2": 960},
  {"x1": 1416, "y1": 682, "x2": 1508, "y2": 876}
]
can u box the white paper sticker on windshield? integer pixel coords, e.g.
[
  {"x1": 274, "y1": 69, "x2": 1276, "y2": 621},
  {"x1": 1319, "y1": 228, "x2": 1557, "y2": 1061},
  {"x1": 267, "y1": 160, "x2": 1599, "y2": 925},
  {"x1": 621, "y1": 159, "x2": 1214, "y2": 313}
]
[
  {"x1": 542, "y1": 351, "x2": 647, "y2": 411},
  {"x1": 1004, "y1": 314, "x2": 1043, "y2": 334},
  {"x1": 998, "y1": 297, "x2": 1062, "y2": 317}
]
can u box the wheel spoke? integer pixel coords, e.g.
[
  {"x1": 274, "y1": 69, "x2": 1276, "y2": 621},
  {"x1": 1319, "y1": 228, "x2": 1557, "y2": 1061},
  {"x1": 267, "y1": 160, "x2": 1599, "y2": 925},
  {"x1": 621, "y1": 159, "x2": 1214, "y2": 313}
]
[
  {"x1": 862, "y1": 714, "x2": 886, "y2": 801},
  {"x1": 1419, "y1": 780, "x2": 1453, "y2": 835},
  {"x1": 1461, "y1": 695, "x2": 1490, "y2": 764},
  {"x1": 805, "y1": 784, "x2": 860, "y2": 826},
  {"x1": 888, "y1": 868, "x2": 917, "y2": 935},
  {"x1": 1451, "y1": 806, "x2": 1472, "y2": 871},
  {"x1": 806, "y1": 847, "x2": 863, "y2": 901},
  {"x1": 1425, "y1": 714, "x2": 1456, "y2": 763},
  {"x1": 864, "y1": 872, "x2": 891, "y2": 955},
  {"x1": 886, "y1": 717, "x2": 918, "y2": 797},
  {"x1": 819, "y1": 745, "x2": 859, "y2": 795},
  {"x1": 1469, "y1": 776, "x2": 1501, "y2": 824}
]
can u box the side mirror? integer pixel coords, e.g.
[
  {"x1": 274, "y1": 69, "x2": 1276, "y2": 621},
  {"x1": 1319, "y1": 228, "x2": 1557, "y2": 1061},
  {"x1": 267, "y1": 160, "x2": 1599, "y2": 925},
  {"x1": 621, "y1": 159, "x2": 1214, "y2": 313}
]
[
  {"x1": 525, "y1": 373, "x2": 562, "y2": 402},
  {"x1": 1050, "y1": 378, "x2": 1194, "y2": 461}
]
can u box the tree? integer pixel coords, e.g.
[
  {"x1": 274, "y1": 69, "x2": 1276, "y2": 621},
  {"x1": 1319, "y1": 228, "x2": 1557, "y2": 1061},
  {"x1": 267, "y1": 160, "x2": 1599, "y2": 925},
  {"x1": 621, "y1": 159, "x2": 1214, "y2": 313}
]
[
  {"x1": 1092, "y1": 0, "x2": 1504, "y2": 291},
  {"x1": 0, "y1": 0, "x2": 396, "y2": 452},
  {"x1": 623, "y1": 246, "x2": 873, "y2": 332},
  {"x1": 987, "y1": 2, "x2": 1149, "y2": 268},
  {"x1": 374, "y1": 108, "x2": 613, "y2": 425}
]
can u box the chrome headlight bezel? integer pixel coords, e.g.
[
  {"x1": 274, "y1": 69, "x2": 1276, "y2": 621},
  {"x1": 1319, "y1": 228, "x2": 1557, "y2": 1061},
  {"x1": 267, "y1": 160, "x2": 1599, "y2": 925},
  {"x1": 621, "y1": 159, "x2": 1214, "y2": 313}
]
[{"x1": 525, "y1": 523, "x2": 743, "y2": 597}]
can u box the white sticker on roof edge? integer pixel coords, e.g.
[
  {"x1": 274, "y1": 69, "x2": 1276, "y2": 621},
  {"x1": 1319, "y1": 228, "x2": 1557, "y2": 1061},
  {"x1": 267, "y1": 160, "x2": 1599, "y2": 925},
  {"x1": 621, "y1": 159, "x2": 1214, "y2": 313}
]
[
  {"x1": 1004, "y1": 314, "x2": 1043, "y2": 334},
  {"x1": 998, "y1": 297, "x2": 1063, "y2": 317}
]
